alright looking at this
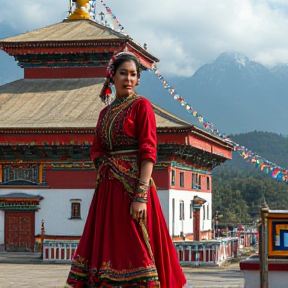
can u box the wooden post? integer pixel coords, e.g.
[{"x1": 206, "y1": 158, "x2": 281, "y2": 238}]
[
  {"x1": 259, "y1": 201, "x2": 269, "y2": 288},
  {"x1": 39, "y1": 164, "x2": 43, "y2": 184},
  {"x1": 193, "y1": 207, "x2": 201, "y2": 241}
]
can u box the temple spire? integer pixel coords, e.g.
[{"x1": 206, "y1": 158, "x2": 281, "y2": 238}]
[{"x1": 68, "y1": 0, "x2": 91, "y2": 20}]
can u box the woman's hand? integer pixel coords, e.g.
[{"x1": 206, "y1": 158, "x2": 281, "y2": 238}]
[{"x1": 130, "y1": 201, "x2": 147, "y2": 224}]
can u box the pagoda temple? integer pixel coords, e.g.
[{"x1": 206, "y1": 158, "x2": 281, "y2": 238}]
[{"x1": 0, "y1": 1, "x2": 233, "y2": 252}]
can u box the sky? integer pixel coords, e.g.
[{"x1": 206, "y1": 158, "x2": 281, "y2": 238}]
[{"x1": 1, "y1": 0, "x2": 288, "y2": 76}]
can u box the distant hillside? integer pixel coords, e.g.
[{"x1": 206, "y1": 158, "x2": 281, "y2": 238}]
[
  {"x1": 226, "y1": 131, "x2": 288, "y2": 170},
  {"x1": 213, "y1": 131, "x2": 288, "y2": 226}
]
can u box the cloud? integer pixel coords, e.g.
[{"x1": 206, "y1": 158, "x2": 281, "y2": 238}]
[
  {"x1": 1, "y1": 0, "x2": 68, "y2": 30},
  {"x1": 1, "y1": 0, "x2": 288, "y2": 76},
  {"x1": 110, "y1": 0, "x2": 288, "y2": 75}
]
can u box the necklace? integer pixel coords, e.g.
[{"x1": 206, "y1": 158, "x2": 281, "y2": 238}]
[{"x1": 111, "y1": 94, "x2": 136, "y2": 106}]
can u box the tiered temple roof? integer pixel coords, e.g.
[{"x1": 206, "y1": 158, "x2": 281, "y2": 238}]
[
  {"x1": 0, "y1": 11, "x2": 233, "y2": 170},
  {"x1": 0, "y1": 19, "x2": 158, "y2": 69}
]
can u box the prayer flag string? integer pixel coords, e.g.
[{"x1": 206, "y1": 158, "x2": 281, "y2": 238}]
[
  {"x1": 87, "y1": 2, "x2": 287, "y2": 183},
  {"x1": 100, "y1": 0, "x2": 125, "y2": 32},
  {"x1": 151, "y1": 66, "x2": 288, "y2": 183}
]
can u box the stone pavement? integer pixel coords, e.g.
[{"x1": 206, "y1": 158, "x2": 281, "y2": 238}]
[{"x1": 0, "y1": 252, "x2": 244, "y2": 288}]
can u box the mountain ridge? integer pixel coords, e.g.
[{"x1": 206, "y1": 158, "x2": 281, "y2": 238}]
[{"x1": 213, "y1": 131, "x2": 288, "y2": 225}]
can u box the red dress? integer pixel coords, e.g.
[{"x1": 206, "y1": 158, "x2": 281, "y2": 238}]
[{"x1": 66, "y1": 94, "x2": 186, "y2": 288}]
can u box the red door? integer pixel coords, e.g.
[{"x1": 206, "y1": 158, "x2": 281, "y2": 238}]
[{"x1": 5, "y1": 211, "x2": 35, "y2": 252}]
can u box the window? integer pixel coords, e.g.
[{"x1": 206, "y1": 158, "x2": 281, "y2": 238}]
[
  {"x1": 179, "y1": 200, "x2": 185, "y2": 220},
  {"x1": 192, "y1": 173, "x2": 201, "y2": 189},
  {"x1": 172, "y1": 198, "x2": 175, "y2": 236},
  {"x1": 2, "y1": 164, "x2": 39, "y2": 185},
  {"x1": 207, "y1": 204, "x2": 210, "y2": 220},
  {"x1": 70, "y1": 199, "x2": 81, "y2": 219},
  {"x1": 203, "y1": 205, "x2": 206, "y2": 220},
  {"x1": 207, "y1": 177, "x2": 210, "y2": 190},
  {"x1": 190, "y1": 201, "x2": 193, "y2": 219},
  {"x1": 171, "y1": 169, "x2": 176, "y2": 186},
  {"x1": 180, "y1": 172, "x2": 184, "y2": 187}
]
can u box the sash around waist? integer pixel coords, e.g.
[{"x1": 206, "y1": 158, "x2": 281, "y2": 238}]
[
  {"x1": 108, "y1": 149, "x2": 139, "y2": 155},
  {"x1": 95, "y1": 153, "x2": 139, "y2": 195}
]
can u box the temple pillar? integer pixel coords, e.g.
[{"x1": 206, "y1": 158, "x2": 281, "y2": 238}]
[
  {"x1": 39, "y1": 164, "x2": 43, "y2": 184},
  {"x1": 192, "y1": 196, "x2": 206, "y2": 241}
]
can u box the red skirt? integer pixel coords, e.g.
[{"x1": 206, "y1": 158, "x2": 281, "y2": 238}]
[{"x1": 66, "y1": 166, "x2": 186, "y2": 288}]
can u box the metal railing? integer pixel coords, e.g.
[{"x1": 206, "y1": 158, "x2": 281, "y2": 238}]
[
  {"x1": 43, "y1": 240, "x2": 79, "y2": 261},
  {"x1": 174, "y1": 237, "x2": 238, "y2": 266}
]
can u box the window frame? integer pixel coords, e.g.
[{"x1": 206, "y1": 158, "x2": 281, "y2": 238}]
[
  {"x1": 179, "y1": 200, "x2": 185, "y2": 220},
  {"x1": 171, "y1": 169, "x2": 176, "y2": 186},
  {"x1": 203, "y1": 205, "x2": 206, "y2": 220},
  {"x1": 70, "y1": 199, "x2": 82, "y2": 219},
  {"x1": 180, "y1": 172, "x2": 185, "y2": 187},
  {"x1": 207, "y1": 176, "x2": 210, "y2": 190},
  {"x1": 192, "y1": 172, "x2": 202, "y2": 189},
  {"x1": 190, "y1": 201, "x2": 193, "y2": 219}
]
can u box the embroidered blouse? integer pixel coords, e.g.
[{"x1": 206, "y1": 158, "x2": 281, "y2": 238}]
[{"x1": 90, "y1": 94, "x2": 157, "y2": 164}]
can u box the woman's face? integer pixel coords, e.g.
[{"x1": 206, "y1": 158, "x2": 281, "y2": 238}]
[{"x1": 112, "y1": 60, "x2": 138, "y2": 99}]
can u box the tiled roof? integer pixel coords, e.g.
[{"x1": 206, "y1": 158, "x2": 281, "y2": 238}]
[
  {"x1": 0, "y1": 78, "x2": 190, "y2": 129},
  {"x1": 0, "y1": 19, "x2": 127, "y2": 42}
]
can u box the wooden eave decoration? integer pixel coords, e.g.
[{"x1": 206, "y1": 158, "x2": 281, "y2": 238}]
[
  {"x1": 0, "y1": 193, "x2": 43, "y2": 211},
  {"x1": 157, "y1": 143, "x2": 228, "y2": 169},
  {"x1": 157, "y1": 126, "x2": 233, "y2": 150},
  {"x1": 0, "y1": 128, "x2": 95, "y2": 134},
  {"x1": 0, "y1": 40, "x2": 128, "y2": 54},
  {"x1": 0, "y1": 192, "x2": 43, "y2": 201},
  {"x1": 193, "y1": 196, "x2": 207, "y2": 206}
]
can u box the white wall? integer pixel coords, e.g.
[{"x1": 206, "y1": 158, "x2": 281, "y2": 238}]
[
  {"x1": 0, "y1": 187, "x2": 212, "y2": 242},
  {"x1": 0, "y1": 210, "x2": 4, "y2": 245},
  {"x1": 168, "y1": 189, "x2": 212, "y2": 236},
  {"x1": 0, "y1": 188, "x2": 95, "y2": 239},
  {"x1": 157, "y1": 189, "x2": 169, "y2": 226}
]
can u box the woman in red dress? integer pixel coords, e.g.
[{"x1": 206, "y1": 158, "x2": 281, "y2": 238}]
[{"x1": 66, "y1": 52, "x2": 186, "y2": 288}]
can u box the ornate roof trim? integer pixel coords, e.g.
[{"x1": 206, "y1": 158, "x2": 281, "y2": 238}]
[
  {"x1": 0, "y1": 128, "x2": 95, "y2": 134},
  {"x1": 157, "y1": 126, "x2": 234, "y2": 148},
  {"x1": 0, "y1": 192, "x2": 43, "y2": 200}
]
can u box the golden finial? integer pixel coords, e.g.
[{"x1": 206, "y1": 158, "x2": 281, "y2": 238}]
[{"x1": 68, "y1": 0, "x2": 91, "y2": 20}]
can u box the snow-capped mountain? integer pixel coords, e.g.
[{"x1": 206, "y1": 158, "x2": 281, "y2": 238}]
[
  {"x1": 270, "y1": 64, "x2": 288, "y2": 80},
  {"x1": 140, "y1": 51, "x2": 288, "y2": 135}
]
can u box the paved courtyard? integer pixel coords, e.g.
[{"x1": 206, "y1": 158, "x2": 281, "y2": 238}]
[{"x1": 0, "y1": 262, "x2": 244, "y2": 288}]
